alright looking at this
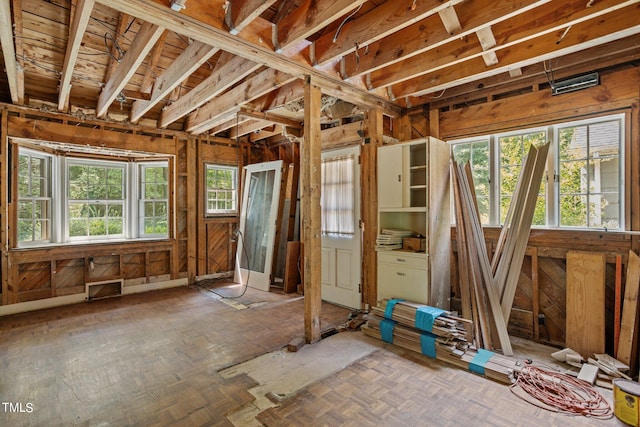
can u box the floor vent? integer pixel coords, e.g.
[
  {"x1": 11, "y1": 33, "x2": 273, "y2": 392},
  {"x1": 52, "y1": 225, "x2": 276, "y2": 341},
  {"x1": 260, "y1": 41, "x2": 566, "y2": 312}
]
[{"x1": 86, "y1": 279, "x2": 123, "y2": 301}]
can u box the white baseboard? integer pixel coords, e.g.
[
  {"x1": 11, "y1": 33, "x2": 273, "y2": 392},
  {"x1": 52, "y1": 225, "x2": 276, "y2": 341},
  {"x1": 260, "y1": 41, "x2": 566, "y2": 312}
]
[
  {"x1": 0, "y1": 294, "x2": 87, "y2": 316},
  {"x1": 0, "y1": 278, "x2": 188, "y2": 316}
]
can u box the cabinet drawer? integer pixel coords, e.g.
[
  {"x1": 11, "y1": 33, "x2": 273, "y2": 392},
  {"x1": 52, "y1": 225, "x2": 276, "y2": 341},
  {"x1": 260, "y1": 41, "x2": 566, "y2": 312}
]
[
  {"x1": 377, "y1": 264, "x2": 429, "y2": 304},
  {"x1": 378, "y1": 251, "x2": 427, "y2": 269}
]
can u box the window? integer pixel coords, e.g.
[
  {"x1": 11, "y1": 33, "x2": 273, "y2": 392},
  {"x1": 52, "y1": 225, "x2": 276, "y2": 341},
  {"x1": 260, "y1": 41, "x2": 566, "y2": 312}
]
[
  {"x1": 450, "y1": 114, "x2": 624, "y2": 230},
  {"x1": 67, "y1": 161, "x2": 125, "y2": 240},
  {"x1": 15, "y1": 143, "x2": 170, "y2": 246},
  {"x1": 205, "y1": 164, "x2": 237, "y2": 215},
  {"x1": 451, "y1": 139, "x2": 490, "y2": 224},
  {"x1": 498, "y1": 130, "x2": 547, "y2": 226},
  {"x1": 139, "y1": 164, "x2": 169, "y2": 236},
  {"x1": 321, "y1": 155, "x2": 355, "y2": 236},
  {"x1": 558, "y1": 119, "x2": 621, "y2": 228},
  {"x1": 18, "y1": 150, "x2": 52, "y2": 243}
]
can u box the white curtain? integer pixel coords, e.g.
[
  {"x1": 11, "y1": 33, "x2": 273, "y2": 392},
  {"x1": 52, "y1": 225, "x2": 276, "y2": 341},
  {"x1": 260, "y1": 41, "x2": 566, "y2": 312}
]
[{"x1": 321, "y1": 155, "x2": 355, "y2": 235}]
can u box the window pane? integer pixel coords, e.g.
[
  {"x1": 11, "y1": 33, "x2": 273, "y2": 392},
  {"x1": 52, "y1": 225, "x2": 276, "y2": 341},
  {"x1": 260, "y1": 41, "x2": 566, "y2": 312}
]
[
  {"x1": 560, "y1": 195, "x2": 587, "y2": 227},
  {"x1": 69, "y1": 219, "x2": 88, "y2": 237},
  {"x1": 89, "y1": 219, "x2": 106, "y2": 236},
  {"x1": 451, "y1": 139, "x2": 490, "y2": 224}
]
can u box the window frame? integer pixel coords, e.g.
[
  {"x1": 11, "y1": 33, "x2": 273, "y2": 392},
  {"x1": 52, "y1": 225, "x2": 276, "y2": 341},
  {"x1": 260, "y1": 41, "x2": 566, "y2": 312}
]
[
  {"x1": 449, "y1": 113, "x2": 625, "y2": 231},
  {"x1": 138, "y1": 161, "x2": 170, "y2": 238},
  {"x1": 204, "y1": 163, "x2": 238, "y2": 216},
  {"x1": 15, "y1": 142, "x2": 171, "y2": 248},
  {"x1": 17, "y1": 148, "x2": 53, "y2": 246}
]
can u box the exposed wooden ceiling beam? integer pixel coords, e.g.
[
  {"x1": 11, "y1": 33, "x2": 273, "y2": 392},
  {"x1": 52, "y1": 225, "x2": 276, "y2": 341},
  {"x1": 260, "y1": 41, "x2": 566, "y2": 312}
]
[
  {"x1": 225, "y1": 0, "x2": 278, "y2": 35},
  {"x1": 424, "y1": 35, "x2": 640, "y2": 109},
  {"x1": 158, "y1": 52, "x2": 261, "y2": 128},
  {"x1": 131, "y1": 41, "x2": 219, "y2": 123},
  {"x1": 96, "y1": 21, "x2": 165, "y2": 118},
  {"x1": 312, "y1": 0, "x2": 464, "y2": 66},
  {"x1": 229, "y1": 119, "x2": 275, "y2": 139},
  {"x1": 185, "y1": 68, "x2": 297, "y2": 134},
  {"x1": 11, "y1": 0, "x2": 25, "y2": 104},
  {"x1": 95, "y1": 0, "x2": 402, "y2": 114},
  {"x1": 340, "y1": 0, "x2": 549, "y2": 80},
  {"x1": 239, "y1": 108, "x2": 303, "y2": 128},
  {"x1": 139, "y1": 31, "x2": 169, "y2": 94},
  {"x1": 369, "y1": 0, "x2": 639, "y2": 91},
  {"x1": 393, "y1": 5, "x2": 640, "y2": 99},
  {"x1": 321, "y1": 120, "x2": 367, "y2": 149},
  {"x1": 208, "y1": 116, "x2": 250, "y2": 135},
  {"x1": 274, "y1": 0, "x2": 368, "y2": 52},
  {"x1": 0, "y1": 0, "x2": 20, "y2": 104},
  {"x1": 438, "y1": 5, "x2": 462, "y2": 35},
  {"x1": 104, "y1": 13, "x2": 132, "y2": 83},
  {"x1": 476, "y1": 26, "x2": 499, "y2": 67}
]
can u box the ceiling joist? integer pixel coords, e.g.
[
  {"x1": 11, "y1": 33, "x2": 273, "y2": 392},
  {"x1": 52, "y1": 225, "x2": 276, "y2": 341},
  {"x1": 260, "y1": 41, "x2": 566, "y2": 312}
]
[{"x1": 0, "y1": 0, "x2": 20, "y2": 104}]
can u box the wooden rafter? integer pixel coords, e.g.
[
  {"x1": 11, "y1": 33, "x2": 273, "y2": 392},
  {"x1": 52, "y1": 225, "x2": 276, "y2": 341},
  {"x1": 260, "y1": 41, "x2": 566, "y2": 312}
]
[
  {"x1": 0, "y1": 0, "x2": 20, "y2": 104},
  {"x1": 208, "y1": 116, "x2": 249, "y2": 135},
  {"x1": 225, "y1": 0, "x2": 278, "y2": 35},
  {"x1": 238, "y1": 108, "x2": 302, "y2": 128},
  {"x1": 11, "y1": 0, "x2": 24, "y2": 104},
  {"x1": 340, "y1": 0, "x2": 549, "y2": 80},
  {"x1": 476, "y1": 26, "x2": 499, "y2": 67},
  {"x1": 97, "y1": 21, "x2": 165, "y2": 118},
  {"x1": 139, "y1": 31, "x2": 169, "y2": 94},
  {"x1": 131, "y1": 41, "x2": 219, "y2": 123},
  {"x1": 104, "y1": 13, "x2": 132, "y2": 83},
  {"x1": 229, "y1": 119, "x2": 275, "y2": 139},
  {"x1": 274, "y1": 0, "x2": 368, "y2": 52},
  {"x1": 367, "y1": 0, "x2": 637, "y2": 90},
  {"x1": 158, "y1": 52, "x2": 261, "y2": 128},
  {"x1": 94, "y1": 0, "x2": 402, "y2": 114},
  {"x1": 438, "y1": 5, "x2": 462, "y2": 35},
  {"x1": 391, "y1": 4, "x2": 640, "y2": 99},
  {"x1": 185, "y1": 68, "x2": 296, "y2": 134},
  {"x1": 58, "y1": 0, "x2": 95, "y2": 111}
]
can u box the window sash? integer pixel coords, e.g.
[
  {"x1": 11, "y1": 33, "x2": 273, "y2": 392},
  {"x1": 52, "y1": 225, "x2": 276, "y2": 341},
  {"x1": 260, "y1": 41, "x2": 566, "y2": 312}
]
[{"x1": 205, "y1": 164, "x2": 238, "y2": 215}]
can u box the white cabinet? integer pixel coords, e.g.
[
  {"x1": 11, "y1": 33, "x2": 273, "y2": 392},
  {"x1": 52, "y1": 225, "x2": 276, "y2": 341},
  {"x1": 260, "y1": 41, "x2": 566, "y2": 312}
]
[{"x1": 376, "y1": 137, "x2": 450, "y2": 308}]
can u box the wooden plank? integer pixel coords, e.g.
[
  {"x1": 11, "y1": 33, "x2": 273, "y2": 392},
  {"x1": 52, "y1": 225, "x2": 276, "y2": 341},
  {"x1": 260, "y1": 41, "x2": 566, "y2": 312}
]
[
  {"x1": 96, "y1": 21, "x2": 165, "y2": 118},
  {"x1": 131, "y1": 40, "x2": 219, "y2": 123},
  {"x1": 0, "y1": 0, "x2": 20, "y2": 103},
  {"x1": 618, "y1": 250, "x2": 640, "y2": 369},
  {"x1": 614, "y1": 254, "x2": 623, "y2": 357},
  {"x1": 225, "y1": 0, "x2": 278, "y2": 35},
  {"x1": 283, "y1": 241, "x2": 301, "y2": 293},
  {"x1": 11, "y1": 0, "x2": 25, "y2": 104},
  {"x1": 438, "y1": 5, "x2": 462, "y2": 35},
  {"x1": 274, "y1": 0, "x2": 367, "y2": 52},
  {"x1": 565, "y1": 251, "x2": 606, "y2": 359},
  {"x1": 302, "y1": 77, "x2": 322, "y2": 343}
]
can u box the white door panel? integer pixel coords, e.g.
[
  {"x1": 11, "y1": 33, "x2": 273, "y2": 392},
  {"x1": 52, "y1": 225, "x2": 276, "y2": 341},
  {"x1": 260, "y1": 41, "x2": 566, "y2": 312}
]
[{"x1": 320, "y1": 146, "x2": 361, "y2": 309}]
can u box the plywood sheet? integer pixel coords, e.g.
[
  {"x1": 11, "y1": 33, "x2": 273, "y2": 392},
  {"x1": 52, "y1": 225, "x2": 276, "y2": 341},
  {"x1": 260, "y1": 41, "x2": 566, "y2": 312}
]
[{"x1": 565, "y1": 251, "x2": 606, "y2": 359}]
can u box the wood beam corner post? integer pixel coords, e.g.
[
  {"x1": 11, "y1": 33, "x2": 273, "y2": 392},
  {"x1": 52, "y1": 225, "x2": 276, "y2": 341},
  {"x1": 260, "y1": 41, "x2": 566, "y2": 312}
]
[
  {"x1": 363, "y1": 109, "x2": 382, "y2": 308},
  {"x1": 302, "y1": 76, "x2": 322, "y2": 344}
]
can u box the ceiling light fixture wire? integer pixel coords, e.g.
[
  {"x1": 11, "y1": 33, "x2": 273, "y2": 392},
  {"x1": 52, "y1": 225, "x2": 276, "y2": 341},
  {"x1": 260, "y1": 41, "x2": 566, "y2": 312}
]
[{"x1": 333, "y1": 3, "x2": 363, "y2": 43}]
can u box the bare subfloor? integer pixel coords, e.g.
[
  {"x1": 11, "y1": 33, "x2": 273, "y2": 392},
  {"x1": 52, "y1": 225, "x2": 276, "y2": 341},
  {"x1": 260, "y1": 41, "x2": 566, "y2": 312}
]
[{"x1": 0, "y1": 285, "x2": 625, "y2": 426}]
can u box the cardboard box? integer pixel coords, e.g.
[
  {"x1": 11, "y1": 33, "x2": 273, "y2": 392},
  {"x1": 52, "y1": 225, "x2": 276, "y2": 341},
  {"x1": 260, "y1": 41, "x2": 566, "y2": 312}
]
[{"x1": 402, "y1": 237, "x2": 426, "y2": 252}]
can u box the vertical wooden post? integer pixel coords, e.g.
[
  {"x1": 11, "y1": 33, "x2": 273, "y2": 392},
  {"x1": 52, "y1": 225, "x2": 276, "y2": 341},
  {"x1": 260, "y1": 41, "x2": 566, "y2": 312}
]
[
  {"x1": 0, "y1": 108, "x2": 8, "y2": 304},
  {"x1": 429, "y1": 107, "x2": 440, "y2": 138},
  {"x1": 302, "y1": 76, "x2": 322, "y2": 344},
  {"x1": 186, "y1": 136, "x2": 197, "y2": 281},
  {"x1": 362, "y1": 108, "x2": 382, "y2": 308},
  {"x1": 531, "y1": 247, "x2": 540, "y2": 341}
]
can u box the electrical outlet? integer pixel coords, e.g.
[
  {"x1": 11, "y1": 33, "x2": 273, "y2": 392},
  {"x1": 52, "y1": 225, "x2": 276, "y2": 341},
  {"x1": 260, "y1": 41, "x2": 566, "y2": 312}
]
[{"x1": 538, "y1": 313, "x2": 546, "y2": 325}]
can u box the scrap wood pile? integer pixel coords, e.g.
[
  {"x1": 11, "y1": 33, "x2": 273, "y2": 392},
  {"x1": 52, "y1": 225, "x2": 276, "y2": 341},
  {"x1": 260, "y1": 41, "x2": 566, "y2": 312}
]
[
  {"x1": 451, "y1": 142, "x2": 550, "y2": 356},
  {"x1": 362, "y1": 299, "x2": 522, "y2": 384}
]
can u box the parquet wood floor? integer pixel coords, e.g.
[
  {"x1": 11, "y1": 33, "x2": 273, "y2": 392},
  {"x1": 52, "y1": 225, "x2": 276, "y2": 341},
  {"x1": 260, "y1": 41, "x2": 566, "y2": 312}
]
[
  {"x1": 0, "y1": 285, "x2": 349, "y2": 426},
  {"x1": 0, "y1": 285, "x2": 622, "y2": 426}
]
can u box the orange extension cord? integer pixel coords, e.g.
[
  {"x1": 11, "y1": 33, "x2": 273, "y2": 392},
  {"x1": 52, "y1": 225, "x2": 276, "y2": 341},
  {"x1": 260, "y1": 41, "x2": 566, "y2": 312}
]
[{"x1": 510, "y1": 365, "x2": 613, "y2": 419}]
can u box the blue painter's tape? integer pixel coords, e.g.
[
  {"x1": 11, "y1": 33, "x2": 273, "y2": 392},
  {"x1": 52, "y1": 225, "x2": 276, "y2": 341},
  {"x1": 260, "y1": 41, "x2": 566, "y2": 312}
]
[
  {"x1": 415, "y1": 306, "x2": 446, "y2": 332},
  {"x1": 469, "y1": 349, "x2": 494, "y2": 375},
  {"x1": 380, "y1": 319, "x2": 397, "y2": 343},
  {"x1": 384, "y1": 299, "x2": 405, "y2": 319},
  {"x1": 419, "y1": 332, "x2": 437, "y2": 358}
]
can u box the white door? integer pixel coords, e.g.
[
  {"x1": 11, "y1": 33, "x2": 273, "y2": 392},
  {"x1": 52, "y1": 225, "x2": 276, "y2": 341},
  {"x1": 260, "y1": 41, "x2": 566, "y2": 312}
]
[
  {"x1": 235, "y1": 160, "x2": 283, "y2": 291},
  {"x1": 321, "y1": 146, "x2": 362, "y2": 309}
]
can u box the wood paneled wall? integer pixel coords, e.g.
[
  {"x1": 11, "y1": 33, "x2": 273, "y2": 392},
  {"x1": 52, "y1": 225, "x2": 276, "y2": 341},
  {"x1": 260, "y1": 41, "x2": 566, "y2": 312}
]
[
  {"x1": 0, "y1": 105, "x2": 244, "y2": 306},
  {"x1": 440, "y1": 67, "x2": 640, "y2": 350}
]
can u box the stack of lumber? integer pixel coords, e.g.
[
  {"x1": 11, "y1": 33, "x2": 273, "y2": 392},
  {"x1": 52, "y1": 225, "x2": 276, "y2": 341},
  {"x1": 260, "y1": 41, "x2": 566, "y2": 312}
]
[
  {"x1": 451, "y1": 142, "x2": 550, "y2": 356},
  {"x1": 552, "y1": 348, "x2": 631, "y2": 389},
  {"x1": 362, "y1": 299, "x2": 521, "y2": 384},
  {"x1": 375, "y1": 228, "x2": 415, "y2": 251}
]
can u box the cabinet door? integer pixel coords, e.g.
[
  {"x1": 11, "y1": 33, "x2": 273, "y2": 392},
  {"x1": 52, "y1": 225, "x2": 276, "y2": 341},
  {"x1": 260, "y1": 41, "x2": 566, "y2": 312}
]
[{"x1": 378, "y1": 145, "x2": 403, "y2": 208}]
